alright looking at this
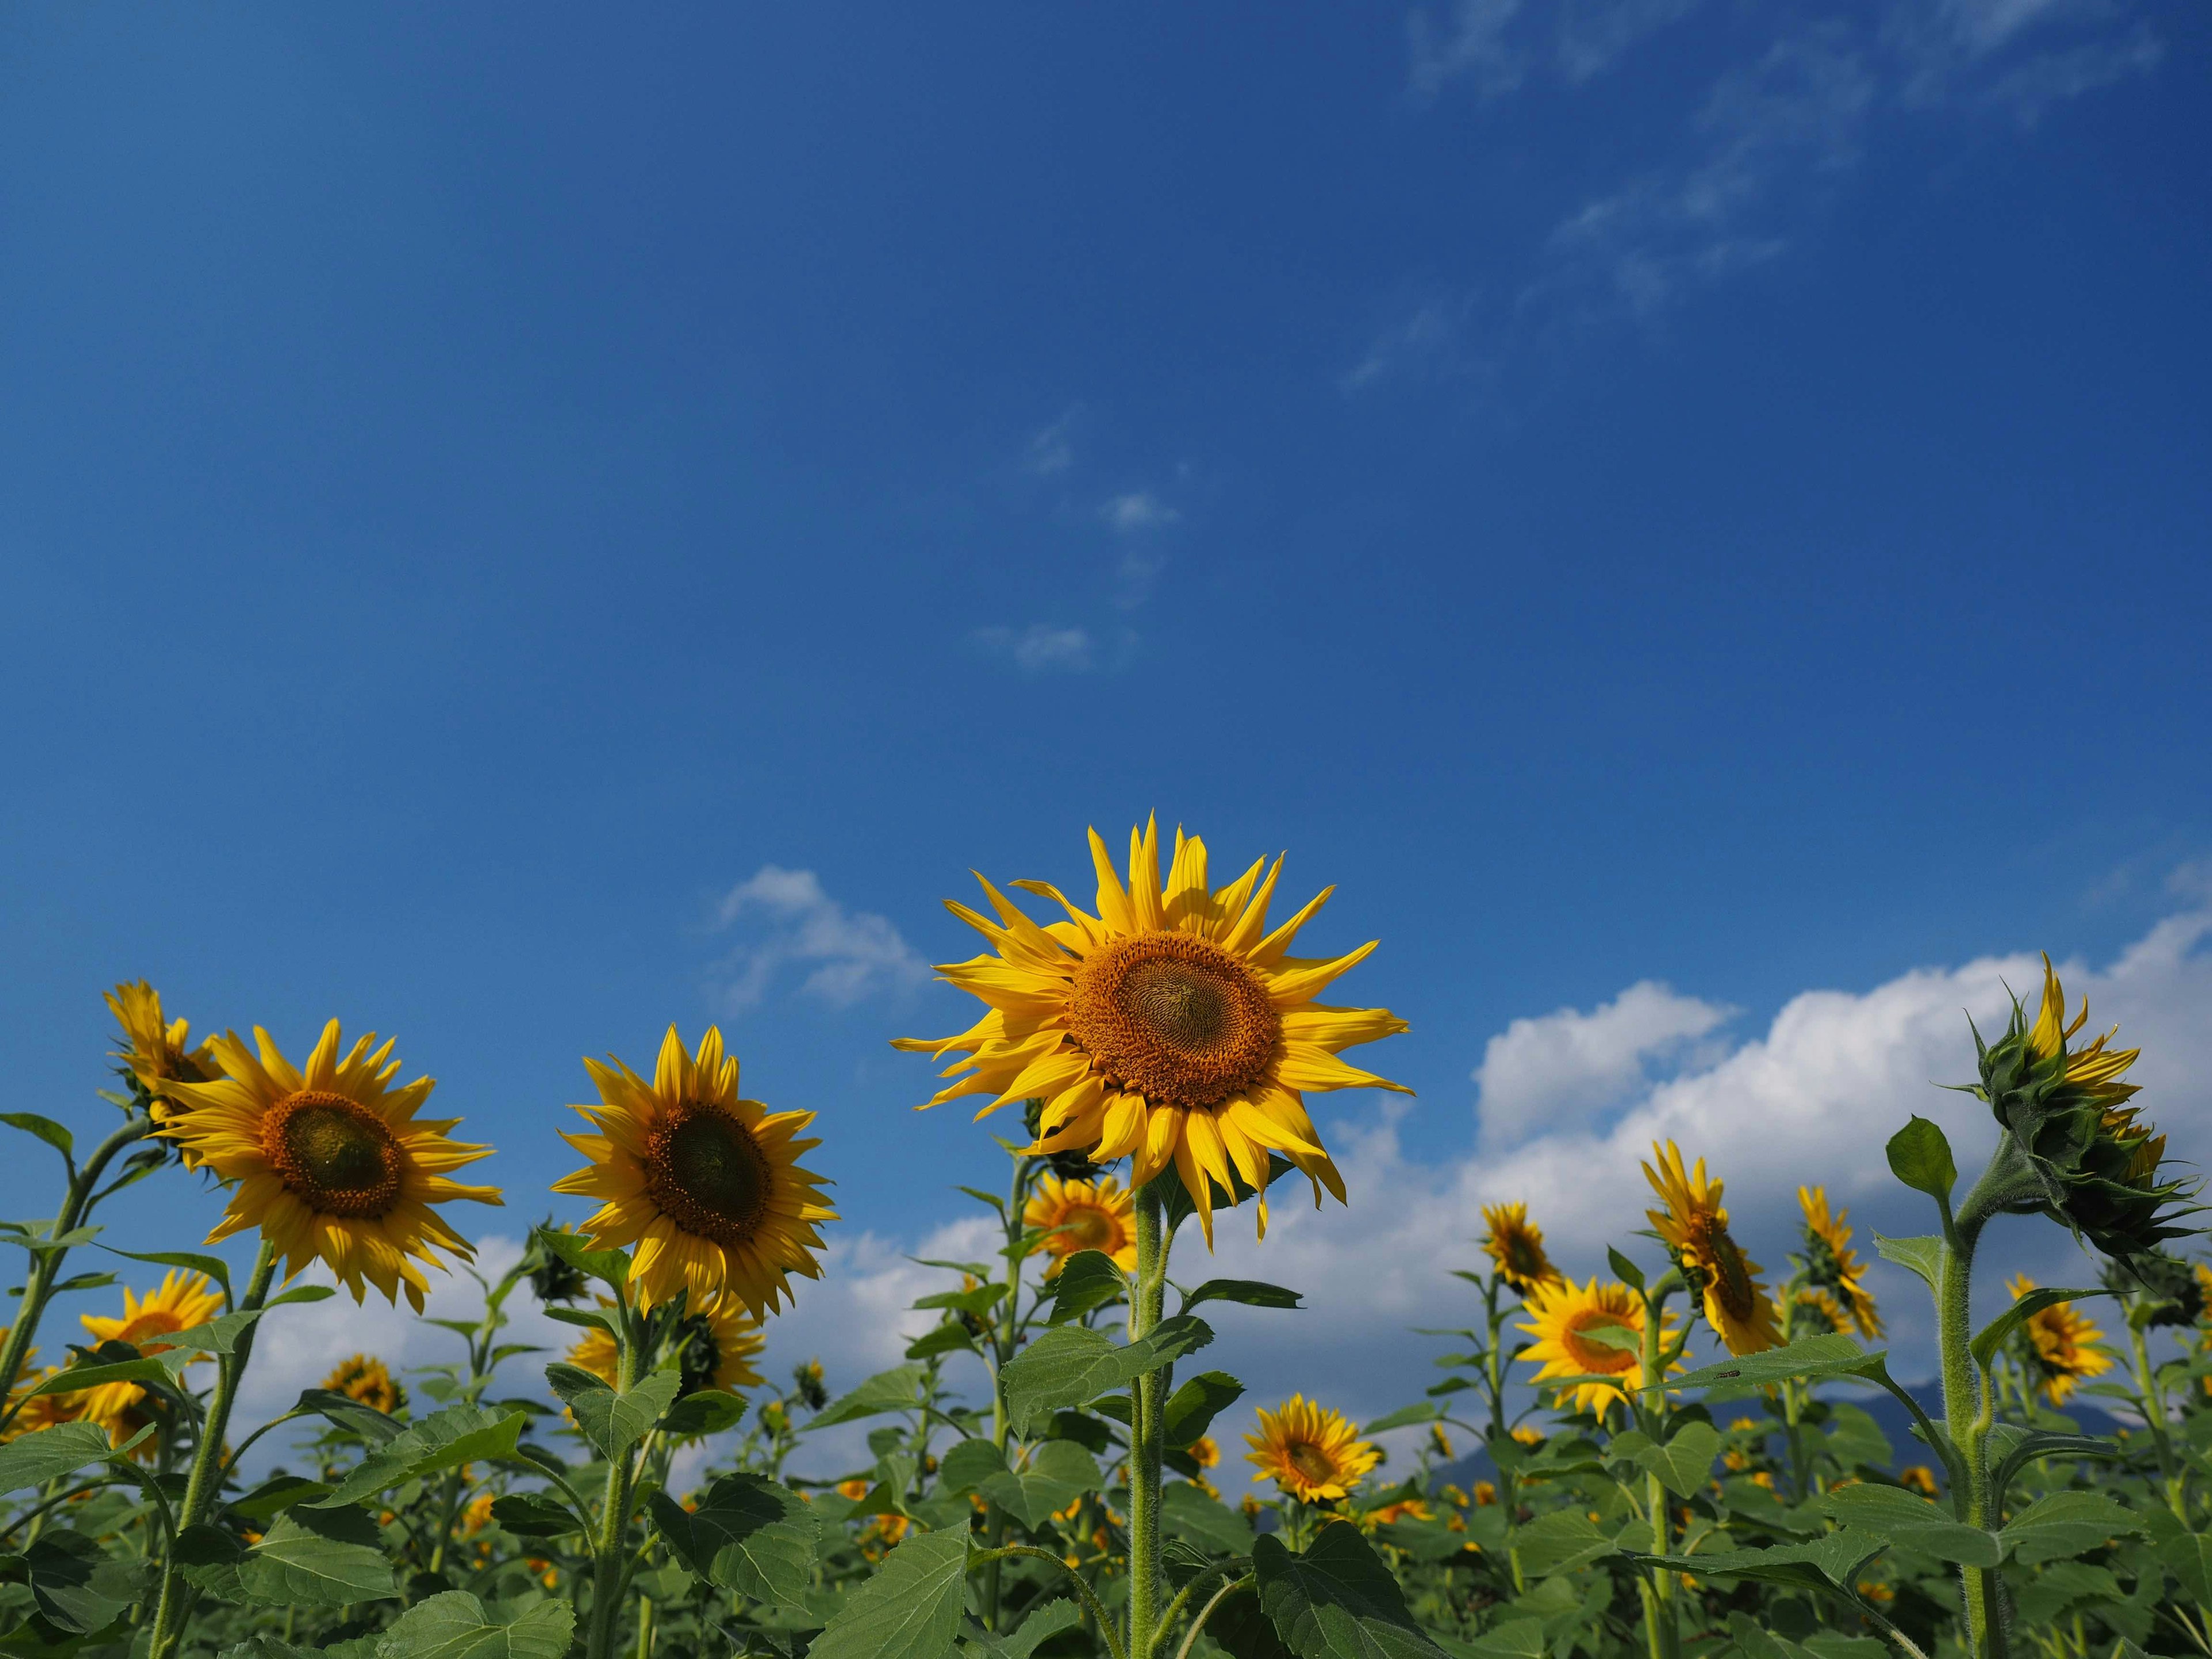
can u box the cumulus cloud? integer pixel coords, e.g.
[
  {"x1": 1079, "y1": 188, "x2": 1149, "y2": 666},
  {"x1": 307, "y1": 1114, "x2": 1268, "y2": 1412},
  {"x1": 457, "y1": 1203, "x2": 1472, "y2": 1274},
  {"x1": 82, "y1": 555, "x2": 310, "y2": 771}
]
[
  {"x1": 971, "y1": 623, "x2": 1098, "y2": 673},
  {"x1": 710, "y1": 866, "x2": 929, "y2": 1008},
  {"x1": 1474, "y1": 979, "x2": 1733, "y2": 1147}
]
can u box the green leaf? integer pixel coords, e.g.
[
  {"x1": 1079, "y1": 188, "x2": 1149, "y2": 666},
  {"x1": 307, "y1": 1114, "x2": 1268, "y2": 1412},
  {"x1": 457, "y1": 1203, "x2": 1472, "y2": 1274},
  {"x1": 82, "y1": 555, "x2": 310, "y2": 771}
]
[
  {"x1": 1162, "y1": 1480, "x2": 1256, "y2": 1555},
  {"x1": 999, "y1": 1315, "x2": 1215, "y2": 1434},
  {"x1": 1634, "y1": 1421, "x2": 1722, "y2": 1499},
  {"x1": 1607, "y1": 1247, "x2": 1646, "y2": 1291},
  {"x1": 935, "y1": 1437, "x2": 1007, "y2": 1497},
  {"x1": 962, "y1": 1599, "x2": 1082, "y2": 1659},
  {"x1": 1180, "y1": 1279, "x2": 1302, "y2": 1313},
  {"x1": 905, "y1": 1325, "x2": 979, "y2": 1362},
  {"x1": 1359, "y1": 1403, "x2": 1441, "y2": 1434},
  {"x1": 530, "y1": 1225, "x2": 631, "y2": 1291},
  {"x1": 292, "y1": 1387, "x2": 404, "y2": 1443},
  {"x1": 546, "y1": 1365, "x2": 681, "y2": 1460},
  {"x1": 173, "y1": 1522, "x2": 249, "y2": 1602},
  {"x1": 1671, "y1": 1334, "x2": 1878, "y2": 1392},
  {"x1": 1464, "y1": 1619, "x2": 1547, "y2": 1659},
  {"x1": 1725, "y1": 1612, "x2": 1811, "y2": 1659},
  {"x1": 226, "y1": 1475, "x2": 332, "y2": 1522},
  {"x1": 660, "y1": 1389, "x2": 749, "y2": 1439},
  {"x1": 806, "y1": 1364, "x2": 927, "y2": 1430},
  {"x1": 26, "y1": 1357, "x2": 177, "y2": 1396},
  {"x1": 1512, "y1": 1509, "x2": 1616, "y2": 1578},
  {"x1": 488, "y1": 1494, "x2": 580, "y2": 1538},
  {"x1": 1251, "y1": 1522, "x2": 1448, "y2": 1658},
  {"x1": 914, "y1": 1282, "x2": 1007, "y2": 1316},
  {"x1": 979, "y1": 1440, "x2": 1101, "y2": 1529},
  {"x1": 2156, "y1": 1522, "x2": 2212, "y2": 1604},
  {"x1": 1629, "y1": 1529, "x2": 1885, "y2": 1593},
  {"x1": 1046, "y1": 1251, "x2": 1127, "y2": 1325},
  {"x1": 1820, "y1": 1483, "x2": 1998, "y2": 1567},
  {"x1": 1164, "y1": 1370, "x2": 1244, "y2": 1448},
  {"x1": 0, "y1": 1116, "x2": 73, "y2": 1161},
  {"x1": 1885, "y1": 1116, "x2": 1956, "y2": 1202},
  {"x1": 0, "y1": 1424, "x2": 126, "y2": 1495},
  {"x1": 1998, "y1": 1490, "x2": 2144, "y2": 1564},
  {"x1": 374, "y1": 1589, "x2": 576, "y2": 1659},
  {"x1": 98, "y1": 1246, "x2": 231, "y2": 1300},
  {"x1": 310, "y1": 1406, "x2": 528, "y2": 1509},
  {"x1": 648, "y1": 1472, "x2": 819, "y2": 1605},
  {"x1": 237, "y1": 1506, "x2": 399, "y2": 1607},
  {"x1": 267, "y1": 1285, "x2": 337, "y2": 1308},
  {"x1": 1571, "y1": 1322, "x2": 1643, "y2": 1354},
  {"x1": 806, "y1": 1527, "x2": 971, "y2": 1659},
  {"x1": 24, "y1": 1531, "x2": 146, "y2": 1635},
  {"x1": 160, "y1": 1308, "x2": 267, "y2": 1357},
  {"x1": 1970, "y1": 1286, "x2": 2104, "y2": 1370}
]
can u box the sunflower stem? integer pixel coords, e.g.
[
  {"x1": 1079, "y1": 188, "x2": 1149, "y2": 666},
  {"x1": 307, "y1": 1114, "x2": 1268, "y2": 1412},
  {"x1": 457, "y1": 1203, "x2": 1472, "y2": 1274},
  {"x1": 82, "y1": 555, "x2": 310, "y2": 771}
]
[
  {"x1": 1933, "y1": 1187, "x2": 2005, "y2": 1659},
  {"x1": 1638, "y1": 1283, "x2": 1679, "y2": 1659},
  {"x1": 586, "y1": 1297, "x2": 647, "y2": 1659},
  {"x1": 147, "y1": 1236, "x2": 279, "y2": 1659},
  {"x1": 1128, "y1": 1176, "x2": 1170, "y2": 1659}
]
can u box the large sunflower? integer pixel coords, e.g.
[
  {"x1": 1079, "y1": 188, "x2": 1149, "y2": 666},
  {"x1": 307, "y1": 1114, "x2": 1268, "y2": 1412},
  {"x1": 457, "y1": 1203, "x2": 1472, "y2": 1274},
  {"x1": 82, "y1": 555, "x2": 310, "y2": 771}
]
[
  {"x1": 554, "y1": 1026, "x2": 835, "y2": 1316},
  {"x1": 1645, "y1": 1141, "x2": 1781, "y2": 1356},
  {"x1": 2006, "y1": 1274, "x2": 2113, "y2": 1405},
  {"x1": 107, "y1": 982, "x2": 221, "y2": 1148},
  {"x1": 161, "y1": 1021, "x2": 502, "y2": 1312},
  {"x1": 1517, "y1": 1276, "x2": 1675, "y2": 1419},
  {"x1": 1245, "y1": 1395, "x2": 1380, "y2": 1503},
  {"x1": 895, "y1": 819, "x2": 1408, "y2": 1243},
  {"x1": 1480, "y1": 1202, "x2": 1564, "y2": 1296},
  {"x1": 1025, "y1": 1173, "x2": 1138, "y2": 1276},
  {"x1": 1798, "y1": 1185, "x2": 1882, "y2": 1339},
  {"x1": 76, "y1": 1271, "x2": 224, "y2": 1432}
]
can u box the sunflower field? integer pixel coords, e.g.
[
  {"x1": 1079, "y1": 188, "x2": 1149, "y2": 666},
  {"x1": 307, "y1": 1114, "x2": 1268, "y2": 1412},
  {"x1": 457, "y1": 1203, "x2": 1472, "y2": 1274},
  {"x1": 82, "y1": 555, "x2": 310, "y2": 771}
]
[{"x1": 3, "y1": 820, "x2": 2208, "y2": 1659}]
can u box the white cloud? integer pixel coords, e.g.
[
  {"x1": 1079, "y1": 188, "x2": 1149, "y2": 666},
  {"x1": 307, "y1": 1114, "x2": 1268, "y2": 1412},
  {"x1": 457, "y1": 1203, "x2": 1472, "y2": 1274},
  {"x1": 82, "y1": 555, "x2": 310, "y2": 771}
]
[
  {"x1": 971, "y1": 624, "x2": 1099, "y2": 673},
  {"x1": 1102, "y1": 492, "x2": 1180, "y2": 533},
  {"x1": 1343, "y1": 293, "x2": 1480, "y2": 392},
  {"x1": 1408, "y1": 0, "x2": 1526, "y2": 101},
  {"x1": 1024, "y1": 411, "x2": 1077, "y2": 476},
  {"x1": 1474, "y1": 979, "x2": 1733, "y2": 1147},
  {"x1": 711, "y1": 866, "x2": 929, "y2": 1008}
]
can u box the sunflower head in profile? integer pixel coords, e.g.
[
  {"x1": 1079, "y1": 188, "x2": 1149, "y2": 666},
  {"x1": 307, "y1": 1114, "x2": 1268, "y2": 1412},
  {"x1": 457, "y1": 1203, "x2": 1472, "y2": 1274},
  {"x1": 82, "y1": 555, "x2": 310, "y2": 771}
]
[
  {"x1": 554, "y1": 1026, "x2": 836, "y2": 1316},
  {"x1": 2, "y1": 1372, "x2": 81, "y2": 1443},
  {"x1": 321, "y1": 1354, "x2": 406, "y2": 1416},
  {"x1": 1644, "y1": 1141, "x2": 1781, "y2": 1356},
  {"x1": 1517, "y1": 1275, "x2": 1675, "y2": 1419},
  {"x1": 1798, "y1": 1185, "x2": 1882, "y2": 1339},
  {"x1": 1785, "y1": 1287, "x2": 1853, "y2": 1342},
  {"x1": 2005, "y1": 1274, "x2": 2113, "y2": 1405},
  {"x1": 1244, "y1": 1395, "x2": 1380, "y2": 1503},
  {"x1": 1480, "y1": 1202, "x2": 1564, "y2": 1296},
  {"x1": 1967, "y1": 956, "x2": 2196, "y2": 1259},
  {"x1": 1024, "y1": 1173, "x2": 1138, "y2": 1277},
  {"x1": 895, "y1": 818, "x2": 1409, "y2": 1245},
  {"x1": 105, "y1": 982, "x2": 221, "y2": 1147},
  {"x1": 76, "y1": 1271, "x2": 224, "y2": 1438},
  {"x1": 673, "y1": 1301, "x2": 767, "y2": 1397},
  {"x1": 160, "y1": 1021, "x2": 502, "y2": 1312}
]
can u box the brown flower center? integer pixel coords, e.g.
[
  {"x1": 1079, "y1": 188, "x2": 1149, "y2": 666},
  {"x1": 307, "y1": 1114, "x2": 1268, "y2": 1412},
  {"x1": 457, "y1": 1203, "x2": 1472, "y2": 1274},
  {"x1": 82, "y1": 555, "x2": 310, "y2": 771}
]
[
  {"x1": 645, "y1": 1101, "x2": 772, "y2": 1249},
  {"x1": 263, "y1": 1090, "x2": 404, "y2": 1219},
  {"x1": 1690, "y1": 1218, "x2": 1759, "y2": 1324},
  {"x1": 1067, "y1": 931, "x2": 1280, "y2": 1109},
  {"x1": 1287, "y1": 1441, "x2": 1338, "y2": 1484}
]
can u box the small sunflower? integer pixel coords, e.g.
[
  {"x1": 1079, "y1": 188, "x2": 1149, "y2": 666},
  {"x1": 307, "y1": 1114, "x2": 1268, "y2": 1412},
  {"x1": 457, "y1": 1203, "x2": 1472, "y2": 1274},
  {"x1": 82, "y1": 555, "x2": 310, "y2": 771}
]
[
  {"x1": 1517, "y1": 1276, "x2": 1675, "y2": 1419},
  {"x1": 895, "y1": 819, "x2": 1409, "y2": 1244},
  {"x1": 1784, "y1": 1287, "x2": 1851, "y2": 1342},
  {"x1": 106, "y1": 982, "x2": 221, "y2": 1146},
  {"x1": 1798, "y1": 1186, "x2": 1883, "y2": 1339},
  {"x1": 554, "y1": 1026, "x2": 835, "y2": 1316},
  {"x1": 1024, "y1": 1173, "x2": 1138, "y2": 1275},
  {"x1": 321, "y1": 1354, "x2": 405, "y2": 1415},
  {"x1": 674, "y1": 1300, "x2": 767, "y2": 1396},
  {"x1": 1644, "y1": 1142, "x2": 1781, "y2": 1355},
  {"x1": 1245, "y1": 1395, "x2": 1380, "y2": 1503},
  {"x1": 1480, "y1": 1202, "x2": 1564, "y2": 1296},
  {"x1": 1189, "y1": 1434, "x2": 1221, "y2": 1469},
  {"x1": 76, "y1": 1272, "x2": 224, "y2": 1434},
  {"x1": 2006, "y1": 1274, "x2": 2113, "y2": 1405},
  {"x1": 161, "y1": 1022, "x2": 501, "y2": 1311}
]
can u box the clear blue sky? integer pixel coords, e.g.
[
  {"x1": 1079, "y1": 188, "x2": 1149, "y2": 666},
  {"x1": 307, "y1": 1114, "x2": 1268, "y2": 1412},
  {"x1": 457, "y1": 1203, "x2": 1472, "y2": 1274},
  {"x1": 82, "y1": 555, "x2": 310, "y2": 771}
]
[{"x1": 3, "y1": 2, "x2": 2207, "y2": 1270}]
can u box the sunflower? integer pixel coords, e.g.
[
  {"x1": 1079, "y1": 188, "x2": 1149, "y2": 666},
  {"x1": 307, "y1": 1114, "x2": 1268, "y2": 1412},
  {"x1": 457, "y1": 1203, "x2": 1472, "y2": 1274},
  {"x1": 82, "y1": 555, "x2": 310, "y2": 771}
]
[
  {"x1": 554, "y1": 1027, "x2": 835, "y2": 1316},
  {"x1": 160, "y1": 1022, "x2": 501, "y2": 1312},
  {"x1": 1784, "y1": 1287, "x2": 1852, "y2": 1342},
  {"x1": 1517, "y1": 1276, "x2": 1675, "y2": 1418},
  {"x1": 1797, "y1": 1186, "x2": 1882, "y2": 1339},
  {"x1": 2, "y1": 1369, "x2": 80, "y2": 1442},
  {"x1": 2006, "y1": 1274, "x2": 2113, "y2": 1405},
  {"x1": 1245, "y1": 1395, "x2": 1380, "y2": 1503},
  {"x1": 894, "y1": 819, "x2": 1409, "y2": 1243},
  {"x1": 106, "y1": 982, "x2": 221, "y2": 1149},
  {"x1": 322, "y1": 1354, "x2": 405, "y2": 1415},
  {"x1": 1189, "y1": 1435, "x2": 1221, "y2": 1469},
  {"x1": 1480, "y1": 1202, "x2": 1563, "y2": 1296},
  {"x1": 1025, "y1": 1173, "x2": 1138, "y2": 1276},
  {"x1": 75, "y1": 1271, "x2": 224, "y2": 1435},
  {"x1": 1644, "y1": 1142, "x2": 1781, "y2": 1355}
]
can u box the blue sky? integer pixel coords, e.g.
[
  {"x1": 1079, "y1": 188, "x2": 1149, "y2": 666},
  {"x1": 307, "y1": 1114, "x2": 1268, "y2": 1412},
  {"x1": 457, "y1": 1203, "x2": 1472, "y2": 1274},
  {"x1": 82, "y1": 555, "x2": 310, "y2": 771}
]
[{"x1": 3, "y1": 3, "x2": 2209, "y2": 1449}]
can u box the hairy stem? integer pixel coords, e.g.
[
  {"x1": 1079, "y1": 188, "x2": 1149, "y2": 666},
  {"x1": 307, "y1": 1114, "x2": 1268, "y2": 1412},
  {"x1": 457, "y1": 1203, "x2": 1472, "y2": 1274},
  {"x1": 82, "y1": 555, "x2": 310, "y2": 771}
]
[{"x1": 1128, "y1": 1178, "x2": 1169, "y2": 1659}]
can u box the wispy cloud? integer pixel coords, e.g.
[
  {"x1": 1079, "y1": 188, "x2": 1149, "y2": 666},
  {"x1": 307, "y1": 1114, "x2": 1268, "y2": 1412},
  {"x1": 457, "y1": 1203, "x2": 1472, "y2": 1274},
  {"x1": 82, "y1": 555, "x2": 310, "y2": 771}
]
[
  {"x1": 1556, "y1": 0, "x2": 1703, "y2": 82},
  {"x1": 1024, "y1": 410, "x2": 1078, "y2": 476},
  {"x1": 1408, "y1": 0, "x2": 1526, "y2": 101},
  {"x1": 1343, "y1": 291, "x2": 1480, "y2": 391},
  {"x1": 1101, "y1": 491, "x2": 1180, "y2": 532},
  {"x1": 971, "y1": 623, "x2": 1099, "y2": 673},
  {"x1": 710, "y1": 866, "x2": 929, "y2": 1008}
]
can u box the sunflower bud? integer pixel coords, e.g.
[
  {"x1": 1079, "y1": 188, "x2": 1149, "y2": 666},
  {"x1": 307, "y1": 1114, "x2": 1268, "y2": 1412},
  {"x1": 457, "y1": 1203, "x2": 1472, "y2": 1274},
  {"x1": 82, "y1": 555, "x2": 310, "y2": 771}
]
[
  {"x1": 526, "y1": 1228, "x2": 592, "y2": 1306},
  {"x1": 793, "y1": 1358, "x2": 829, "y2": 1412},
  {"x1": 2104, "y1": 1250, "x2": 2205, "y2": 1330}
]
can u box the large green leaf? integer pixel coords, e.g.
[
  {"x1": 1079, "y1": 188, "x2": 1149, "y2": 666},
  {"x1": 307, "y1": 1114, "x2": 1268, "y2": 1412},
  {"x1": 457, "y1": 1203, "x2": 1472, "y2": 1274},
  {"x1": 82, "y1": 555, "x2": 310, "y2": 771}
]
[
  {"x1": 312, "y1": 1406, "x2": 528, "y2": 1509},
  {"x1": 0, "y1": 1114, "x2": 73, "y2": 1160},
  {"x1": 1046, "y1": 1251, "x2": 1127, "y2": 1325},
  {"x1": 374, "y1": 1590, "x2": 576, "y2": 1659},
  {"x1": 489, "y1": 1494, "x2": 580, "y2": 1539},
  {"x1": 647, "y1": 1474, "x2": 818, "y2": 1605},
  {"x1": 1634, "y1": 1421, "x2": 1721, "y2": 1499},
  {"x1": 237, "y1": 1506, "x2": 399, "y2": 1607},
  {"x1": 659, "y1": 1388, "x2": 749, "y2": 1439},
  {"x1": 291, "y1": 1387, "x2": 404, "y2": 1444},
  {"x1": 172, "y1": 1523, "x2": 249, "y2": 1602},
  {"x1": 2154, "y1": 1516, "x2": 2212, "y2": 1604},
  {"x1": 1162, "y1": 1480, "x2": 1256, "y2": 1555},
  {"x1": 807, "y1": 1528, "x2": 970, "y2": 1659},
  {"x1": 1251, "y1": 1523, "x2": 1448, "y2": 1658},
  {"x1": 936, "y1": 1438, "x2": 1007, "y2": 1497},
  {"x1": 1671, "y1": 1334, "x2": 1877, "y2": 1393},
  {"x1": 1180, "y1": 1279, "x2": 1302, "y2": 1313},
  {"x1": 1512, "y1": 1509, "x2": 1616, "y2": 1578},
  {"x1": 1998, "y1": 1490, "x2": 2144, "y2": 1564},
  {"x1": 24, "y1": 1531, "x2": 146, "y2": 1635},
  {"x1": 1359, "y1": 1403, "x2": 1441, "y2": 1434},
  {"x1": 961, "y1": 1599, "x2": 1082, "y2": 1658},
  {"x1": 806, "y1": 1365, "x2": 927, "y2": 1429},
  {"x1": 1871, "y1": 1234, "x2": 1944, "y2": 1294},
  {"x1": 1820, "y1": 1483, "x2": 1998, "y2": 1567},
  {"x1": 0, "y1": 1425, "x2": 123, "y2": 1495},
  {"x1": 1885, "y1": 1115, "x2": 1956, "y2": 1200},
  {"x1": 999, "y1": 1315, "x2": 1214, "y2": 1434},
  {"x1": 1163, "y1": 1371, "x2": 1244, "y2": 1448},
  {"x1": 978, "y1": 1440, "x2": 1100, "y2": 1529},
  {"x1": 1626, "y1": 1529, "x2": 1885, "y2": 1593},
  {"x1": 529, "y1": 1225, "x2": 631, "y2": 1291},
  {"x1": 158, "y1": 1309, "x2": 267, "y2": 1357},
  {"x1": 546, "y1": 1364, "x2": 680, "y2": 1460}
]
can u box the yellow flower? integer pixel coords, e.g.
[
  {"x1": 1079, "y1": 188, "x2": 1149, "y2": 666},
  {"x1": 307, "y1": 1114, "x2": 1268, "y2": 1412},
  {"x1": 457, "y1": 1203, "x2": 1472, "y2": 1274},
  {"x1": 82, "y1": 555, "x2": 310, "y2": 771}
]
[
  {"x1": 1472, "y1": 1480, "x2": 1497, "y2": 1506},
  {"x1": 1510, "y1": 1426, "x2": 1546, "y2": 1449},
  {"x1": 835, "y1": 1478, "x2": 872, "y2": 1502},
  {"x1": 554, "y1": 1026, "x2": 835, "y2": 1316},
  {"x1": 3, "y1": 1369, "x2": 81, "y2": 1442},
  {"x1": 460, "y1": 1492, "x2": 496, "y2": 1535},
  {"x1": 161, "y1": 1021, "x2": 501, "y2": 1311},
  {"x1": 858, "y1": 1513, "x2": 910, "y2": 1555},
  {"x1": 1898, "y1": 1465, "x2": 1938, "y2": 1497},
  {"x1": 1480, "y1": 1203, "x2": 1563, "y2": 1296},
  {"x1": 1189, "y1": 1435, "x2": 1221, "y2": 1469},
  {"x1": 76, "y1": 1272, "x2": 224, "y2": 1434},
  {"x1": 1644, "y1": 1142, "x2": 1781, "y2": 1355},
  {"x1": 1025, "y1": 1173, "x2": 1138, "y2": 1275},
  {"x1": 2025, "y1": 958, "x2": 2141, "y2": 1110},
  {"x1": 2007, "y1": 1274, "x2": 2113, "y2": 1405},
  {"x1": 1797, "y1": 1186, "x2": 1881, "y2": 1339},
  {"x1": 321, "y1": 1354, "x2": 405, "y2": 1415},
  {"x1": 1429, "y1": 1424, "x2": 1456, "y2": 1462},
  {"x1": 895, "y1": 819, "x2": 1408, "y2": 1243},
  {"x1": 1245, "y1": 1395, "x2": 1380, "y2": 1502},
  {"x1": 565, "y1": 1295, "x2": 766, "y2": 1402},
  {"x1": 105, "y1": 982, "x2": 220, "y2": 1138},
  {"x1": 1365, "y1": 1498, "x2": 1431, "y2": 1528},
  {"x1": 1517, "y1": 1276, "x2": 1676, "y2": 1419}
]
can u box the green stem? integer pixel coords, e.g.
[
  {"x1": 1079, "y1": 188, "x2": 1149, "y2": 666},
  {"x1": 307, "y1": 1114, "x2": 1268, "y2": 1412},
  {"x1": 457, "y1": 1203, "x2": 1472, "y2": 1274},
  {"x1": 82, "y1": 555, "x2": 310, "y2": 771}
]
[
  {"x1": 972, "y1": 1544, "x2": 1129, "y2": 1659},
  {"x1": 147, "y1": 1238, "x2": 279, "y2": 1659},
  {"x1": 1935, "y1": 1185, "x2": 2003, "y2": 1658},
  {"x1": 1128, "y1": 1177, "x2": 1169, "y2": 1659},
  {"x1": 1638, "y1": 1287, "x2": 1678, "y2": 1659},
  {"x1": 2127, "y1": 1322, "x2": 2188, "y2": 1521},
  {"x1": 585, "y1": 1301, "x2": 646, "y2": 1659},
  {"x1": 983, "y1": 1153, "x2": 1029, "y2": 1632},
  {"x1": 1173, "y1": 1571, "x2": 1253, "y2": 1659},
  {"x1": 0, "y1": 1118, "x2": 158, "y2": 1419}
]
